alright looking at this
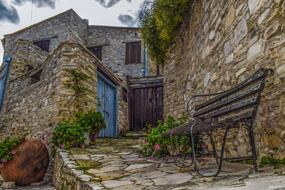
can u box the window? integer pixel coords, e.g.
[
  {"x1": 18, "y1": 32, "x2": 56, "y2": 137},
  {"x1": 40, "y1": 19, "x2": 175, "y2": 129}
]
[
  {"x1": 30, "y1": 69, "x2": 42, "y2": 84},
  {"x1": 125, "y1": 41, "x2": 141, "y2": 64},
  {"x1": 33, "y1": 39, "x2": 50, "y2": 52},
  {"x1": 88, "y1": 46, "x2": 103, "y2": 61}
]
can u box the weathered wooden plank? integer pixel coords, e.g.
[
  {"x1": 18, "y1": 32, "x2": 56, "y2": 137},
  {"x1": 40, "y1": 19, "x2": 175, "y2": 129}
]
[
  {"x1": 194, "y1": 82, "x2": 263, "y2": 117},
  {"x1": 129, "y1": 77, "x2": 163, "y2": 131},
  {"x1": 197, "y1": 96, "x2": 259, "y2": 119},
  {"x1": 195, "y1": 69, "x2": 267, "y2": 110}
]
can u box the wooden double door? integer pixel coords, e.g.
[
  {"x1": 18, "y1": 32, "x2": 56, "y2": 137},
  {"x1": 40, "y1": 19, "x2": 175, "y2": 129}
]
[
  {"x1": 128, "y1": 77, "x2": 163, "y2": 131},
  {"x1": 97, "y1": 73, "x2": 117, "y2": 137}
]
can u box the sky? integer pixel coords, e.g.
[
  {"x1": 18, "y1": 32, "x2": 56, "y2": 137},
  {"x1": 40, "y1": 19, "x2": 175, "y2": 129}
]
[{"x1": 0, "y1": 0, "x2": 145, "y2": 61}]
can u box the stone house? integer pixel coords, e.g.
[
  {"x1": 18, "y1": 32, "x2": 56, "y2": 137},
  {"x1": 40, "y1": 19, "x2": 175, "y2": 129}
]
[
  {"x1": 163, "y1": 0, "x2": 285, "y2": 158},
  {"x1": 0, "y1": 9, "x2": 156, "y2": 139}
]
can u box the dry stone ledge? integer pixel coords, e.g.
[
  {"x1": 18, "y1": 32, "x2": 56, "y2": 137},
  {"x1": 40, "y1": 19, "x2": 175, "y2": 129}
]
[{"x1": 53, "y1": 149, "x2": 101, "y2": 190}]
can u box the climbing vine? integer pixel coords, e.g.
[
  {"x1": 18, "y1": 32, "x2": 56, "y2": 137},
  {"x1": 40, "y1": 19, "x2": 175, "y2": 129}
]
[
  {"x1": 64, "y1": 68, "x2": 96, "y2": 111},
  {"x1": 64, "y1": 69, "x2": 92, "y2": 98},
  {"x1": 140, "y1": 0, "x2": 193, "y2": 65}
]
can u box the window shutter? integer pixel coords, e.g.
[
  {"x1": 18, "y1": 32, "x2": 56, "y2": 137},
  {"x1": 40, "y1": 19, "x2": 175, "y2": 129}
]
[
  {"x1": 126, "y1": 41, "x2": 141, "y2": 64},
  {"x1": 33, "y1": 39, "x2": 50, "y2": 52}
]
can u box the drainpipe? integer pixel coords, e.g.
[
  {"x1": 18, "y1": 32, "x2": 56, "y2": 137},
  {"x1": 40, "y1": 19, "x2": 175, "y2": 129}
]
[
  {"x1": 143, "y1": 45, "x2": 148, "y2": 77},
  {"x1": 0, "y1": 56, "x2": 12, "y2": 111}
]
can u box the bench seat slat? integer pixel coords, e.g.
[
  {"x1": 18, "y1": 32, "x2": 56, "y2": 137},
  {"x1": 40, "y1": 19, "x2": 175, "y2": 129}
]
[
  {"x1": 194, "y1": 82, "x2": 263, "y2": 117},
  {"x1": 196, "y1": 96, "x2": 259, "y2": 120},
  {"x1": 195, "y1": 69, "x2": 267, "y2": 110}
]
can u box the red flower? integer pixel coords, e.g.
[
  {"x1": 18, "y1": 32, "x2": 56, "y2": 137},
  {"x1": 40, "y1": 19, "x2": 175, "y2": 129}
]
[
  {"x1": 43, "y1": 139, "x2": 49, "y2": 148},
  {"x1": 11, "y1": 149, "x2": 17, "y2": 155},
  {"x1": 60, "y1": 144, "x2": 65, "y2": 149},
  {"x1": 154, "y1": 144, "x2": 161, "y2": 151}
]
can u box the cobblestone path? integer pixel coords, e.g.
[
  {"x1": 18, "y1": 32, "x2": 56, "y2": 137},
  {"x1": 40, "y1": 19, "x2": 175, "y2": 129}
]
[
  {"x1": 15, "y1": 185, "x2": 55, "y2": 190},
  {"x1": 60, "y1": 137, "x2": 285, "y2": 189}
]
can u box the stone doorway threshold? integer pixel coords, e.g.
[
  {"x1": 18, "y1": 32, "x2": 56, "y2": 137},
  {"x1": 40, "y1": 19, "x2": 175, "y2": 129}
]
[{"x1": 54, "y1": 137, "x2": 285, "y2": 190}]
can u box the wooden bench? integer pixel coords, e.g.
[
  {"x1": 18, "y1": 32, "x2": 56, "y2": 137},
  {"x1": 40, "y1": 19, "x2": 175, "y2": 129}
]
[{"x1": 164, "y1": 68, "x2": 272, "y2": 177}]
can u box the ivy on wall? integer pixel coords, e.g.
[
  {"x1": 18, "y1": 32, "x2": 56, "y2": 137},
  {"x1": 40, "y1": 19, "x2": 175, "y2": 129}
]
[
  {"x1": 64, "y1": 68, "x2": 95, "y2": 111},
  {"x1": 140, "y1": 0, "x2": 193, "y2": 65}
]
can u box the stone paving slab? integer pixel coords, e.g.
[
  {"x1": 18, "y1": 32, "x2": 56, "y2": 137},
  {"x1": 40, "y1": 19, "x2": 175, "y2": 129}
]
[
  {"x1": 62, "y1": 138, "x2": 285, "y2": 190},
  {"x1": 15, "y1": 185, "x2": 55, "y2": 190}
]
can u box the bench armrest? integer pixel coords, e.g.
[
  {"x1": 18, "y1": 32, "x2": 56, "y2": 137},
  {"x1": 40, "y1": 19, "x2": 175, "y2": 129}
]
[{"x1": 186, "y1": 91, "x2": 225, "y2": 112}]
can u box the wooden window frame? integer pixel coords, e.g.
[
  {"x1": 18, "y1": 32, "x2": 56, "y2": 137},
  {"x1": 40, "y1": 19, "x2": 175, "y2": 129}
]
[
  {"x1": 88, "y1": 46, "x2": 103, "y2": 61},
  {"x1": 33, "y1": 39, "x2": 50, "y2": 52},
  {"x1": 30, "y1": 69, "x2": 42, "y2": 84},
  {"x1": 125, "y1": 41, "x2": 141, "y2": 65}
]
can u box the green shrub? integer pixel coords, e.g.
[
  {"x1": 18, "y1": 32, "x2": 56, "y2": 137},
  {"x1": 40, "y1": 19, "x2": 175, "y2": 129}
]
[
  {"x1": 51, "y1": 110, "x2": 106, "y2": 150},
  {"x1": 260, "y1": 156, "x2": 285, "y2": 169},
  {"x1": 51, "y1": 122, "x2": 85, "y2": 149},
  {"x1": 0, "y1": 134, "x2": 26, "y2": 163},
  {"x1": 142, "y1": 115, "x2": 191, "y2": 157},
  {"x1": 75, "y1": 110, "x2": 106, "y2": 134},
  {"x1": 140, "y1": 0, "x2": 192, "y2": 65}
]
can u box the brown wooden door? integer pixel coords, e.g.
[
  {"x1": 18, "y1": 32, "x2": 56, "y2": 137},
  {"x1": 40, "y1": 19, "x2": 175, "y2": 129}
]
[{"x1": 129, "y1": 77, "x2": 163, "y2": 131}]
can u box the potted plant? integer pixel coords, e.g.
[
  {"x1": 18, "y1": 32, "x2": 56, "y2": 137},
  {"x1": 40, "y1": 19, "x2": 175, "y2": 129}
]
[
  {"x1": 51, "y1": 110, "x2": 106, "y2": 149},
  {"x1": 0, "y1": 134, "x2": 49, "y2": 186},
  {"x1": 75, "y1": 110, "x2": 106, "y2": 143}
]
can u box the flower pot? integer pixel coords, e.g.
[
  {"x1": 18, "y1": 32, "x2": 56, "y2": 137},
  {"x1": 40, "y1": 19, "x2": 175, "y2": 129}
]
[
  {"x1": 0, "y1": 139, "x2": 49, "y2": 186},
  {"x1": 89, "y1": 130, "x2": 99, "y2": 143},
  {"x1": 84, "y1": 132, "x2": 90, "y2": 146}
]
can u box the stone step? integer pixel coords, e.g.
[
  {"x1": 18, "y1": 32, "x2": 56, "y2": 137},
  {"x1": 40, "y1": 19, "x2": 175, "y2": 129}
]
[{"x1": 122, "y1": 131, "x2": 147, "y2": 138}]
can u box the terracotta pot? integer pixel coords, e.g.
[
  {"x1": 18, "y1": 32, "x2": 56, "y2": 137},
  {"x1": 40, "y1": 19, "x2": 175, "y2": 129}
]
[
  {"x1": 89, "y1": 130, "x2": 99, "y2": 143},
  {"x1": 0, "y1": 139, "x2": 49, "y2": 186}
]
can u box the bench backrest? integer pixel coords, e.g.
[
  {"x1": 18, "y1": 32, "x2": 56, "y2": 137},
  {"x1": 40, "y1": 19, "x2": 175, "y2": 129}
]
[{"x1": 193, "y1": 69, "x2": 270, "y2": 125}]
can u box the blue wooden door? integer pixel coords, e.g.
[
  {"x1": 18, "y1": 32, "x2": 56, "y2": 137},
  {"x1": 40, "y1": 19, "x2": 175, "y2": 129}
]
[
  {"x1": 0, "y1": 56, "x2": 12, "y2": 111},
  {"x1": 97, "y1": 73, "x2": 117, "y2": 138}
]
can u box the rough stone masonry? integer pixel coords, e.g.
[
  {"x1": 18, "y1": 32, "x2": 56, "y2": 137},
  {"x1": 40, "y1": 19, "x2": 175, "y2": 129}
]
[
  {"x1": 0, "y1": 9, "x2": 156, "y2": 139},
  {"x1": 163, "y1": 0, "x2": 285, "y2": 158}
]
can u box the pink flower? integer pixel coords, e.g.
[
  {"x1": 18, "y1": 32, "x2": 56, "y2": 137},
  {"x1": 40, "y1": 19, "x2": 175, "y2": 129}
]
[
  {"x1": 43, "y1": 139, "x2": 49, "y2": 148},
  {"x1": 143, "y1": 140, "x2": 148, "y2": 144},
  {"x1": 60, "y1": 144, "x2": 65, "y2": 149},
  {"x1": 11, "y1": 149, "x2": 17, "y2": 155},
  {"x1": 201, "y1": 143, "x2": 208, "y2": 150},
  {"x1": 154, "y1": 144, "x2": 161, "y2": 151}
]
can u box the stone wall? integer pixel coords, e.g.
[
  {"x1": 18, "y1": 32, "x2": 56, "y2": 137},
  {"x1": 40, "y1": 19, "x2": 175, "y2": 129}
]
[
  {"x1": 0, "y1": 41, "x2": 63, "y2": 138},
  {"x1": 163, "y1": 0, "x2": 285, "y2": 158},
  {"x1": 0, "y1": 8, "x2": 165, "y2": 139},
  {"x1": 8, "y1": 40, "x2": 49, "y2": 80},
  {"x1": 0, "y1": 42, "x2": 129, "y2": 139},
  {"x1": 53, "y1": 149, "x2": 102, "y2": 190},
  {"x1": 117, "y1": 85, "x2": 130, "y2": 135},
  {"x1": 56, "y1": 43, "x2": 98, "y2": 121},
  {"x1": 3, "y1": 10, "x2": 75, "y2": 57},
  {"x1": 87, "y1": 26, "x2": 145, "y2": 77}
]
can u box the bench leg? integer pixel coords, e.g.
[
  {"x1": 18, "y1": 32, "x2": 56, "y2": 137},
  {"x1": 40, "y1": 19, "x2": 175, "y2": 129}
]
[
  {"x1": 191, "y1": 126, "x2": 229, "y2": 177},
  {"x1": 191, "y1": 126, "x2": 230, "y2": 177},
  {"x1": 190, "y1": 126, "x2": 198, "y2": 172},
  {"x1": 214, "y1": 127, "x2": 230, "y2": 176},
  {"x1": 209, "y1": 132, "x2": 219, "y2": 165},
  {"x1": 248, "y1": 126, "x2": 258, "y2": 172}
]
